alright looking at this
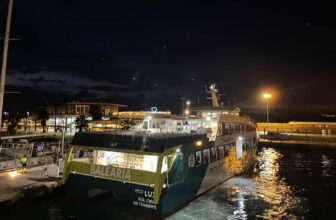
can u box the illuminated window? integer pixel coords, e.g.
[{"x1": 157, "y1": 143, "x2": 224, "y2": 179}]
[
  {"x1": 161, "y1": 156, "x2": 168, "y2": 173},
  {"x1": 95, "y1": 150, "x2": 158, "y2": 172},
  {"x1": 203, "y1": 149, "x2": 210, "y2": 164}
]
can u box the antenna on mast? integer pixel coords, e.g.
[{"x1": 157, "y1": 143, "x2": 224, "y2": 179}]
[{"x1": 206, "y1": 83, "x2": 220, "y2": 107}]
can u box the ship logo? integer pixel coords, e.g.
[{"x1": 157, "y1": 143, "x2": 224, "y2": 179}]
[{"x1": 90, "y1": 165, "x2": 131, "y2": 181}]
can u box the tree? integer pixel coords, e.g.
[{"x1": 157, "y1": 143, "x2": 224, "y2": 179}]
[
  {"x1": 37, "y1": 109, "x2": 49, "y2": 133},
  {"x1": 75, "y1": 115, "x2": 89, "y2": 132},
  {"x1": 2, "y1": 112, "x2": 10, "y2": 128},
  {"x1": 89, "y1": 104, "x2": 102, "y2": 121},
  {"x1": 118, "y1": 119, "x2": 136, "y2": 130},
  {"x1": 7, "y1": 117, "x2": 18, "y2": 135},
  {"x1": 6, "y1": 112, "x2": 22, "y2": 135}
]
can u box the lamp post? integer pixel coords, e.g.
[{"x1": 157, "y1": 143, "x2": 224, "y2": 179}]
[
  {"x1": 263, "y1": 93, "x2": 272, "y2": 125},
  {"x1": 185, "y1": 100, "x2": 191, "y2": 117}
]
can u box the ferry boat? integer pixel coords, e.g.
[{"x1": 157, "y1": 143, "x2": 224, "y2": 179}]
[{"x1": 62, "y1": 84, "x2": 258, "y2": 217}]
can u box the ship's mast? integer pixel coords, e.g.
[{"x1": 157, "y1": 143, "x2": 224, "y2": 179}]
[
  {"x1": 206, "y1": 83, "x2": 220, "y2": 107},
  {"x1": 0, "y1": 0, "x2": 14, "y2": 128}
]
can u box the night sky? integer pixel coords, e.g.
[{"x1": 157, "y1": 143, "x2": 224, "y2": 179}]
[{"x1": 1, "y1": 0, "x2": 336, "y2": 121}]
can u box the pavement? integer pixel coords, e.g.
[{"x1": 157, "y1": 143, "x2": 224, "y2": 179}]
[{"x1": 0, "y1": 165, "x2": 61, "y2": 203}]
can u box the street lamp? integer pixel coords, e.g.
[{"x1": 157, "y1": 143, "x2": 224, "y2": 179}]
[
  {"x1": 184, "y1": 100, "x2": 191, "y2": 117},
  {"x1": 263, "y1": 93, "x2": 272, "y2": 125}
]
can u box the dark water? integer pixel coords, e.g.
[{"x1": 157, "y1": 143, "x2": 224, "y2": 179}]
[{"x1": 2, "y1": 145, "x2": 336, "y2": 219}]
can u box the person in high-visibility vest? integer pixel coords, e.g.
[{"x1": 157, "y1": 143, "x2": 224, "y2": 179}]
[{"x1": 20, "y1": 155, "x2": 28, "y2": 173}]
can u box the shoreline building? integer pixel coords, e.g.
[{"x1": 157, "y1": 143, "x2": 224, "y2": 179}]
[
  {"x1": 91, "y1": 111, "x2": 171, "y2": 131},
  {"x1": 46, "y1": 102, "x2": 127, "y2": 134}
]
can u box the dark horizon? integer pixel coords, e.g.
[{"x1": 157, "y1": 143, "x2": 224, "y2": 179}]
[{"x1": 1, "y1": 0, "x2": 336, "y2": 121}]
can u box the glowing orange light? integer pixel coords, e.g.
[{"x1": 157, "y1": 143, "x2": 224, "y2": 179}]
[
  {"x1": 195, "y1": 140, "x2": 202, "y2": 147},
  {"x1": 263, "y1": 93, "x2": 272, "y2": 99},
  {"x1": 9, "y1": 171, "x2": 18, "y2": 177}
]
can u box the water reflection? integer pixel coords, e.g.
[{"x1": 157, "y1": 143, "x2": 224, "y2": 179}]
[
  {"x1": 4, "y1": 146, "x2": 336, "y2": 219},
  {"x1": 170, "y1": 147, "x2": 304, "y2": 220},
  {"x1": 253, "y1": 148, "x2": 301, "y2": 219},
  {"x1": 321, "y1": 155, "x2": 333, "y2": 177}
]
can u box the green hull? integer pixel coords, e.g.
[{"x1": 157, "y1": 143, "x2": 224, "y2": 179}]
[{"x1": 65, "y1": 143, "x2": 256, "y2": 217}]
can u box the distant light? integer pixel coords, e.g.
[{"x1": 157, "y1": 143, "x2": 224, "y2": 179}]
[
  {"x1": 9, "y1": 171, "x2": 17, "y2": 178},
  {"x1": 186, "y1": 100, "x2": 191, "y2": 105},
  {"x1": 150, "y1": 107, "x2": 158, "y2": 112},
  {"x1": 206, "y1": 116, "x2": 211, "y2": 121},
  {"x1": 195, "y1": 140, "x2": 203, "y2": 147},
  {"x1": 185, "y1": 110, "x2": 190, "y2": 115},
  {"x1": 263, "y1": 93, "x2": 272, "y2": 99},
  {"x1": 176, "y1": 148, "x2": 180, "y2": 153},
  {"x1": 238, "y1": 136, "x2": 243, "y2": 141},
  {"x1": 147, "y1": 115, "x2": 152, "y2": 120}
]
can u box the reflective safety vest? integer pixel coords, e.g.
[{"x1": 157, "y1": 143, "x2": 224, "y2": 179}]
[{"x1": 20, "y1": 157, "x2": 28, "y2": 164}]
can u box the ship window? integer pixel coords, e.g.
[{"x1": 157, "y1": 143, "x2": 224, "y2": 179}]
[
  {"x1": 230, "y1": 123, "x2": 235, "y2": 133},
  {"x1": 224, "y1": 144, "x2": 231, "y2": 157},
  {"x1": 224, "y1": 123, "x2": 230, "y2": 135},
  {"x1": 211, "y1": 147, "x2": 217, "y2": 161},
  {"x1": 195, "y1": 151, "x2": 202, "y2": 166},
  {"x1": 161, "y1": 156, "x2": 168, "y2": 173},
  {"x1": 71, "y1": 148, "x2": 94, "y2": 163},
  {"x1": 217, "y1": 124, "x2": 222, "y2": 135},
  {"x1": 218, "y1": 146, "x2": 224, "y2": 159},
  {"x1": 94, "y1": 150, "x2": 158, "y2": 172},
  {"x1": 203, "y1": 149, "x2": 210, "y2": 164}
]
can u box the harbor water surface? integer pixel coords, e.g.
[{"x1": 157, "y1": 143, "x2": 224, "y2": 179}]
[{"x1": 2, "y1": 145, "x2": 336, "y2": 219}]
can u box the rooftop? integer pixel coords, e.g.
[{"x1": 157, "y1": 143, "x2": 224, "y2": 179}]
[
  {"x1": 191, "y1": 106, "x2": 241, "y2": 112},
  {"x1": 72, "y1": 132, "x2": 207, "y2": 153},
  {"x1": 67, "y1": 101, "x2": 127, "y2": 107}
]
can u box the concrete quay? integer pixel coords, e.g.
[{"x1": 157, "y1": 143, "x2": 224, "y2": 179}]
[
  {"x1": 259, "y1": 138, "x2": 336, "y2": 148},
  {"x1": 0, "y1": 166, "x2": 61, "y2": 204}
]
